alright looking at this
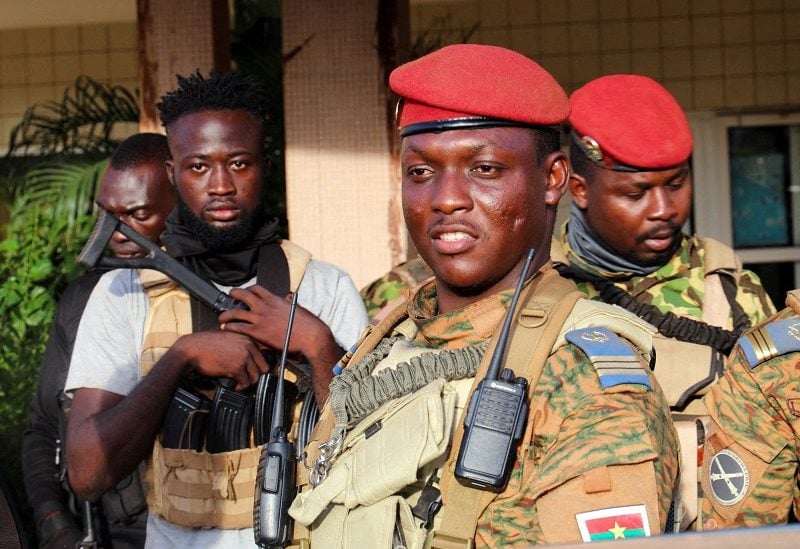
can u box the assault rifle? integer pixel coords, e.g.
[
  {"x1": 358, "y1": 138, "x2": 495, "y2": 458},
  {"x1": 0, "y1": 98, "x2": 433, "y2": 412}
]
[{"x1": 78, "y1": 211, "x2": 285, "y2": 452}]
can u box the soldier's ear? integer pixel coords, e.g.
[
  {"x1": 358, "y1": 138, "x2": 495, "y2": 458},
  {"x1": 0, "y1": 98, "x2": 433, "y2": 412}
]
[
  {"x1": 569, "y1": 172, "x2": 589, "y2": 209},
  {"x1": 165, "y1": 160, "x2": 175, "y2": 186},
  {"x1": 544, "y1": 151, "x2": 569, "y2": 207}
]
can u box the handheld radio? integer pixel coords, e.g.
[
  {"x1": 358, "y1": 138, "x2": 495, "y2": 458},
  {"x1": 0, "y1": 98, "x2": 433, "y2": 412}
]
[
  {"x1": 254, "y1": 293, "x2": 299, "y2": 548},
  {"x1": 454, "y1": 248, "x2": 535, "y2": 492}
]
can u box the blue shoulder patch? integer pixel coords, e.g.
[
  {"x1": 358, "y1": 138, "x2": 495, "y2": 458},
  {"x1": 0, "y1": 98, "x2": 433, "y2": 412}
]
[
  {"x1": 565, "y1": 326, "x2": 651, "y2": 390},
  {"x1": 739, "y1": 317, "x2": 800, "y2": 369}
]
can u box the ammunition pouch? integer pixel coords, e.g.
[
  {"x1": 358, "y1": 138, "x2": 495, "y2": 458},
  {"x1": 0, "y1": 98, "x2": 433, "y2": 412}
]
[
  {"x1": 148, "y1": 440, "x2": 262, "y2": 529},
  {"x1": 99, "y1": 471, "x2": 148, "y2": 526},
  {"x1": 139, "y1": 240, "x2": 312, "y2": 529},
  {"x1": 289, "y1": 379, "x2": 457, "y2": 548}
]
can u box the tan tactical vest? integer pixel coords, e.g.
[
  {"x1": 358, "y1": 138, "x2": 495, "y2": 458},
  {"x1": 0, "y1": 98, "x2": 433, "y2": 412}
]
[
  {"x1": 655, "y1": 237, "x2": 740, "y2": 414},
  {"x1": 289, "y1": 266, "x2": 659, "y2": 548},
  {"x1": 140, "y1": 240, "x2": 311, "y2": 529},
  {"x1": 552, "y1": 236, "x2": 741, "y2": 414}
]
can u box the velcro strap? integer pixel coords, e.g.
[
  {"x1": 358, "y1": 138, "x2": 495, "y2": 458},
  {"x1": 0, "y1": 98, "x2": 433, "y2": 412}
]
[
  {"x1": 161, "y1": 446, "x2": 262, "y2": 470},
  {"x1": 165, "y1": 507, "x2": 254, "y2": 529},
  {"x1": 166, "y1": 478, "x2": 256, "y2": 500}
]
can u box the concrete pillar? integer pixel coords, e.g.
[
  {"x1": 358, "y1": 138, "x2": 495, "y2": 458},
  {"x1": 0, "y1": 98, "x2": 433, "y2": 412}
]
[
  {"x1": 282, "y1": 0, "x2": 409, "y2": 288},
  {"x1": 136, "y1": 0, "x2": 231, "y2": 132}
]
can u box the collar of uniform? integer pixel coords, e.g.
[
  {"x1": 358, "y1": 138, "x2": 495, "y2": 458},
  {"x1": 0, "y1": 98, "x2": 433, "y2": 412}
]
[
  {"x1": 560, "y1": 221, "x2": 695, "y2": 285},
  {"x1": 407, "y1": 280, "x2": 514, "y2": 349}
]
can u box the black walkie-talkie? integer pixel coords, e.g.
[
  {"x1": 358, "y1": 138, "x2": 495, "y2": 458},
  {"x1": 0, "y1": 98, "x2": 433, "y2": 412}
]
[
  {"x1": 254, "y1": 293, "x2": 299, "y2": 548},
  {"x1": 454, "y1": 248, "x2": 535, "y2": 492}
]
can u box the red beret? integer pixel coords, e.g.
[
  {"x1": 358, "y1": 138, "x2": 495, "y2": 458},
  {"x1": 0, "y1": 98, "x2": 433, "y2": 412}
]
[
  {"x1": 569, "y1": 75, "x2": 693, "y2": 170},
  {"x1": 390, "y1": 44, "x2": 570, "y2": 137}
]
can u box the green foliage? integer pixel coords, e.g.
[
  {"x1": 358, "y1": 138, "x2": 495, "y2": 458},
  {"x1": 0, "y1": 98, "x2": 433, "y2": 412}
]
[
  {"x1": 0, "y1": 78, "x2": 128, "y2": 526},
  {"x1": 0, "y1": 159, "x2": 105, "y2": 437},
  {"x1": 410, "y1": 14, "x2": 480, "y2": 59},
  {"x1": 6, "y1": 76, "x2": 138, "y2": 158}
]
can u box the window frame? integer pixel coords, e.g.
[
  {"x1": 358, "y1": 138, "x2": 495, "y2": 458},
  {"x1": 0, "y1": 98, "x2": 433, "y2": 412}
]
[{"x1": 689, "y1": 111, "x2": 800, "y2": 266}]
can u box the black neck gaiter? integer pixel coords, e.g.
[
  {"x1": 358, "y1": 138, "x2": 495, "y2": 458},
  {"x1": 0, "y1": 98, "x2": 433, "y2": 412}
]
[{"x1": 161, "y1": 209, "x2": 282, "y2": 286}]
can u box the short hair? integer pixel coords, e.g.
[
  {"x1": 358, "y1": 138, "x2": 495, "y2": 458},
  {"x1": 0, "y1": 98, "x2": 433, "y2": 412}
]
[
  {"x1": 532, "y1": 127, "x2": 561, "y2": 165},
  {"x1": 109, "y1": 133, "x2": 170, "y2": 170},
  {"x1": 156, "y1": 71, "x2": 267, "y2": 130},
  {"x1": 568, "y1": 133, "x2": 596, "y2": 179}
]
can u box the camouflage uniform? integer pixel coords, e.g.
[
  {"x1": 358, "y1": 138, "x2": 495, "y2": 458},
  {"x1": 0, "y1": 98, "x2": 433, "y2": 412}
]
[
  {"x1": 700, "y1": 294, "x2": 800, "y2": 529},
  {"x1": 554, "y1": 228, "x2": 774, "y2": 328},
  {"x1": 293, "y1": 267, "x2": 680, "y2": 547},
  {"x1": 360, "y1": 257, "x2": 433, "y2": 321}
]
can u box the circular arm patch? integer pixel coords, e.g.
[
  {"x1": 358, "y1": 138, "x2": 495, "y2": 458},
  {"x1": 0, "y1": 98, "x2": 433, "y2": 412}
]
[{"x1": 708, "y1": 449, "x2": 750, "y2": 506}]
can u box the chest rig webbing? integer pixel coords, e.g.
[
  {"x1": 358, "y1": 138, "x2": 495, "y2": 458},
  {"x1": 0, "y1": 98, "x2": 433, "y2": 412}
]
[
  {"x1": 140, "y1": 240, "x2": 310, "y2": 529},
  {"x1": 555, "y1": 236, "x2": 748, "y2": 413},
  {"x1": 290, "y1": 265, "x2": 657, "y2": 548}
]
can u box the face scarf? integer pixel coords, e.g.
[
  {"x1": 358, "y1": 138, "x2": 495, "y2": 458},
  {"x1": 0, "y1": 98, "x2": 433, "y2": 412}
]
[
  {"x1": 160, "y1": 207, "x2": 282, "y2": 286},
  {"x1": 566, "y1": 202, "x2": 661, "y2": 276}
]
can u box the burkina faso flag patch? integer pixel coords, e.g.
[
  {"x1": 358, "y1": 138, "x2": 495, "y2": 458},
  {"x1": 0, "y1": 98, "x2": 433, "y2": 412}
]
[{"x1": 576, "y1": 504, "x2": 650, "y2": 542}]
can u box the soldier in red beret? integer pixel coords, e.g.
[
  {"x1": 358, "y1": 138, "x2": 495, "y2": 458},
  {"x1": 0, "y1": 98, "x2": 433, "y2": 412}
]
[
  {"x1": 554, "y1": 75, "x2": 775, "y2": 412},
  {"x1": 552, "y1": 75, "x2": 776, "y2": 530},
  {"x1": 288, "y1": 45, "x2": 679, "y2": 548}
]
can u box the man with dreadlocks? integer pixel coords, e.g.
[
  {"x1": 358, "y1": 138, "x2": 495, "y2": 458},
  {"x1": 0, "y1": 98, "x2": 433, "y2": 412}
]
[
  {"x1": 64, "y1": 71, "x2": 368, "y2": 546},
  {"x1": 553, "y1": 75, "x2": 775, "y2": 415}
]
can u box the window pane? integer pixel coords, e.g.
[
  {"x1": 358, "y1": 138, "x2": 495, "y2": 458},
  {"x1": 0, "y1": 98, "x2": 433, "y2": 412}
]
[
  {"x1": 728, "y1": 126, "x2": 799, "y2": 248},
  {"x1": 745, "y1": 261, "x2": 795, "y2": 310}
]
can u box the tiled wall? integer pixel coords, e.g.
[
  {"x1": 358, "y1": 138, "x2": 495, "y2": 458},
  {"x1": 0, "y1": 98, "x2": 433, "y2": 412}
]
[
  {"x1": 0, "y1": 22, "x2": 138, "y2": 149},
  {"x1": 410, "y1": 0, "x2": 800, "y2": 111}
]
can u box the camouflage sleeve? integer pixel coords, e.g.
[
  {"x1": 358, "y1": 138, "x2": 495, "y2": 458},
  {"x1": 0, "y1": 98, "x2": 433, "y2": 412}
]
[
  {"x1": 359, "y1": 274, "x2": 406, "y2": 320},
  {"x1": 360, "y1": 258, "x2": 434, "y2": 321},
  {"x1": 475, "y1": 343, "x2": 679, "y2": 547},
  {"x1": 735, "y1": 269, "x2": 777, "y2": 325},
  {"x1": 700, "y1": 344, "x2": 800, "y2": 529}
]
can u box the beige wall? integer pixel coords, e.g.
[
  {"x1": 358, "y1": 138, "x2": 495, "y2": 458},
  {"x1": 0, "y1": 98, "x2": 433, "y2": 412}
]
[
  {"x1": 0, "y1": 22, "x2": 138, "y2": 148},
  {"x1": 410, "y1": 0, "x2": 800, "y2": 111},
  {"x1": 282, "y1": 1, "x2": 403, "y2": 289}
]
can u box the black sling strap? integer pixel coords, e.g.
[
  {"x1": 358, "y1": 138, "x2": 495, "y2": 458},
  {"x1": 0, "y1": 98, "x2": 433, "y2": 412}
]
[
  {"x1": 190, "y1": 242, "x2": 291, "y2": 332},
  {"x1": 555, "y1": 263, "x2": 747, "y2": 355}
]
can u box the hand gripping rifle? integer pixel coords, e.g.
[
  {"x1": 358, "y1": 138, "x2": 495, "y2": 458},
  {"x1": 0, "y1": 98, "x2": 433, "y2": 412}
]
[
  {"x1": 254, "y1": 293, "x2": 299, "y2": 548},
  {"x1": 78, "y1": 211, "x2": 263, "y2": 452}
]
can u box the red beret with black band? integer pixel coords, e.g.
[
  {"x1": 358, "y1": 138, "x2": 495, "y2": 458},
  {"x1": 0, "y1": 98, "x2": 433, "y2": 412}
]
[
  {"x1": 389, "y1": 44, "x2": 570, "y2": 137},
  {"x1": 569, "y1": 74, "x2": 693, "y2": 171}
]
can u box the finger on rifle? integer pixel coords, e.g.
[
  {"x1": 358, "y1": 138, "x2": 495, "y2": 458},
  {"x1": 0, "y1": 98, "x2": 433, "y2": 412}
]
[
  {"x1": 218, "y1": 306, "x2": 257, "y2": 325},
  {"x1": 249, "y1": 343, "x2": 270, "y2": 375},
  {"x1": 219, "y1": 318, "x2": 257, "y2": 339}
]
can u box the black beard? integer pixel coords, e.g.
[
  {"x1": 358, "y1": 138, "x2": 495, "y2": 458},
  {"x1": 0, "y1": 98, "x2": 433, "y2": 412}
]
[{"x1": 176, "y1": 194, "x2": 266, "y2": 252}]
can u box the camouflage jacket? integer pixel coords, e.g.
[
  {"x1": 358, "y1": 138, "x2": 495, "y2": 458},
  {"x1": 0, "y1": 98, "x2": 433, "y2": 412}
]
[
  {"x1": 298, "y1": 268, "x2": 680, "y2": 547},
  {"x1": 553, "y1": 227, "x2": 775, "y2": 329},
  {"x1": 700, "y1": 300, "x2": 800, "y2": 529},
  {"x1": 360, "y1": 257, "x2": 433, "y2": 321}
]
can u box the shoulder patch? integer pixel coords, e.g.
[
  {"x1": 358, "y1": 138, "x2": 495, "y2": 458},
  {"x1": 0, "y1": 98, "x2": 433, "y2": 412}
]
[
  {"x1": 739, "y1": 317, "x2": 800, "y2": 368},
  {"x1": 565, "y1": 326, "x2": 651, "y2": 390},
  {"x1": 708, "y1": 449, "x2": 750, "y2": 506}
]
